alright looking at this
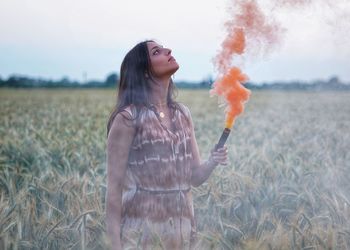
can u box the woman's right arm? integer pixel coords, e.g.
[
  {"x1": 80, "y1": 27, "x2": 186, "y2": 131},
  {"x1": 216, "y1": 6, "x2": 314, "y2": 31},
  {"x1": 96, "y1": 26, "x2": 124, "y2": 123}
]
[{"x1": 106, "y1": 111, "x2": 135, "y2": 250}]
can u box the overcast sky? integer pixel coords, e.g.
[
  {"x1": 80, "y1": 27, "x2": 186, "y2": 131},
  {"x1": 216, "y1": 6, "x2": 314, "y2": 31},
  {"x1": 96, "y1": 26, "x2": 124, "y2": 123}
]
[{"x1": 0, "y1": 0, "x2": 349, "y2": 83}]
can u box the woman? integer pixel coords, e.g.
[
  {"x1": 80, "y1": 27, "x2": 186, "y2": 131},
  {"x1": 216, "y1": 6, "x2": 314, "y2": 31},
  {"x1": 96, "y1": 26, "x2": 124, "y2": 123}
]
[{"x1": 106, "y1": 40, "x2": 228, "y2": 250}]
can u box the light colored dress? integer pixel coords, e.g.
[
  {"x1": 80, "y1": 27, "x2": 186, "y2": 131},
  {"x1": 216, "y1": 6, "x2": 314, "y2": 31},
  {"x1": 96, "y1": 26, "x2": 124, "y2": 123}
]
[{"x1": 120, "y1": 103, "x2": 197, "y2": 250}]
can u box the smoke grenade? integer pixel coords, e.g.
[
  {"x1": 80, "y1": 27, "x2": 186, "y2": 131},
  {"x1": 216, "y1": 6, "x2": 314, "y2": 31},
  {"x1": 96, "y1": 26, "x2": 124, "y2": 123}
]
[{"x1": 214, "y1": 128, "x2": 231, "y2": 151}]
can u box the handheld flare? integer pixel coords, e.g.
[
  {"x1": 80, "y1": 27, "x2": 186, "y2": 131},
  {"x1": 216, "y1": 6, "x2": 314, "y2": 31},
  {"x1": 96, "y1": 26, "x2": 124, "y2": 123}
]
[{"x1": 214, "y1": 128, "x2": 231, "y2": 151}]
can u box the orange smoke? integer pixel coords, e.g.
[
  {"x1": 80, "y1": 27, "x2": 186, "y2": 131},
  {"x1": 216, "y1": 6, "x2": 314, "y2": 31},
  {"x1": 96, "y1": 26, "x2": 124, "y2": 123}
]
[
  {"x1": 211, "y1": 0, "x2": 284, "y2": 129},
  {"x1": 215, "y1": 27, "x2": 245, "y2": 74},
  {"x1": 211, "y1": 0, "x2": 346, "y2": 129},
  {"x1": 210, "y1": 67, "x2": 249, "y2": 128}
]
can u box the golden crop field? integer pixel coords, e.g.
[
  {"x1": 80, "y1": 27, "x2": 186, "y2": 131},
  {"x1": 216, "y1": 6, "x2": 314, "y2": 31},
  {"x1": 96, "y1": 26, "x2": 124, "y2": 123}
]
[{"x1": 0, "y1": 88, "x2": 349, "y2": 249}]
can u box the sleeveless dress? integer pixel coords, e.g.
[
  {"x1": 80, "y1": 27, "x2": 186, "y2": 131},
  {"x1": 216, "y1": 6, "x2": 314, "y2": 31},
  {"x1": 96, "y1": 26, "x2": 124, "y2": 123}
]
[{"x1": 120, "y1": 103, "x2": 197, "y2": 250}]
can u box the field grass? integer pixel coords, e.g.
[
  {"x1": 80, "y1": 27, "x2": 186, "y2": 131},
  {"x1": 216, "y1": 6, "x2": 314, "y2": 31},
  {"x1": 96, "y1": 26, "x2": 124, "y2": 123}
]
[{"x1": 0, "y1": 88, "x2": 349, "y2": 249}]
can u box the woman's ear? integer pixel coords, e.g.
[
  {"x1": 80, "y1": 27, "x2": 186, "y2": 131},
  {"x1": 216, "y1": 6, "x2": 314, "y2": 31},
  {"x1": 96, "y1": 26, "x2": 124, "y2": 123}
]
[{"x1": 145, "y1": 72, "x2": 149, "y2": 78}]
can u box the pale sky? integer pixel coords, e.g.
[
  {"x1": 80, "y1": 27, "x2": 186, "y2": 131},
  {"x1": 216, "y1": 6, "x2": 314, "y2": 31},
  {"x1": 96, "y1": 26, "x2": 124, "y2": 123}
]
[{"x1": 0, "y1": 0, "x2": 349, "y2": 83}]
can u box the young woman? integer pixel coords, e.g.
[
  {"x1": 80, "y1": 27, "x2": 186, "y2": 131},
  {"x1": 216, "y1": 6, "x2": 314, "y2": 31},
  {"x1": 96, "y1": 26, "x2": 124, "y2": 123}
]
[{"x1": 106, "y1": 40, "x2": 228, "y2": 250}]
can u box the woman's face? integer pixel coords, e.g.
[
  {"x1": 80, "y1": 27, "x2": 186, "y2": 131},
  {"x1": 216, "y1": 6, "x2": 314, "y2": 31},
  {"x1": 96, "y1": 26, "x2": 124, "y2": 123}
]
[{"x1": 147, "y1": 41, "x2": 179, "y2": 78}]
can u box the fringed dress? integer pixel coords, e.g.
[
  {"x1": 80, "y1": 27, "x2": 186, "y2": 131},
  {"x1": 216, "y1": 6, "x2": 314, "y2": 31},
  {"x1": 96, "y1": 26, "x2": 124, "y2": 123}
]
[{"x1": 120, "y1": 103, "x2": 197, "y2": 249}]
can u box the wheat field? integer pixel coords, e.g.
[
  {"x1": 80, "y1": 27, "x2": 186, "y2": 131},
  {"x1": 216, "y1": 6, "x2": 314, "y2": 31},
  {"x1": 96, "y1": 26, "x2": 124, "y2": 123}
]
[{"x1": 0, "y1": 88, "x2": 349, "y2": 249}]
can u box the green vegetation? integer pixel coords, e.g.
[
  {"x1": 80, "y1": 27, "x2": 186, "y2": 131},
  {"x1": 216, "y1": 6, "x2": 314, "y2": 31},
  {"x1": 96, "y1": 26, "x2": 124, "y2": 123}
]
[
  {"x1": 1, "y1": 74, "x2": 349, "y2": 90},
  {"x1": 0, "y1": 88, "x2": 349, "y2": 249}
]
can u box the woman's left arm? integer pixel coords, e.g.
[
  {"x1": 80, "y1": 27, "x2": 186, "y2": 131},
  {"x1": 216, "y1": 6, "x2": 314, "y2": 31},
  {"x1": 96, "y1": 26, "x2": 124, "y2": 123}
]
[{"x1": 187, "y1": 109, "x2": 228, "y2": 187}]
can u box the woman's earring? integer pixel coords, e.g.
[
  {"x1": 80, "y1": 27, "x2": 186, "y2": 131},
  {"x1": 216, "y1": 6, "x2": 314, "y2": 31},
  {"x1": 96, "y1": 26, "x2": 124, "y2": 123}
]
[{"x1": 145, "y1": 73, "x2": 149, "y2": 78}]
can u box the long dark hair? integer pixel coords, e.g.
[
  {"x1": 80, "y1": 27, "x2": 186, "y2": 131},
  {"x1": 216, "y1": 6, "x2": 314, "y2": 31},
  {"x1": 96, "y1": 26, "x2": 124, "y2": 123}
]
[{"x1": 106, "y1": 39, "x2": 181, "y2": 137}]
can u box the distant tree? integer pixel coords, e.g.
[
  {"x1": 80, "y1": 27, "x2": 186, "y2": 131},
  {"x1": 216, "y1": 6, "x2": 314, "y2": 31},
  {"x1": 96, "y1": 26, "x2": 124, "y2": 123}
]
[
  {"x1": 104, "y1": 73, "x2": 119, "y2": 87},
  {"x1": 328, "y1": 76, "x2": 339, "y2": 85},
  {"x1": 7, "y1": 75, "x2": 27, "y2": 87},
  {"x1": 60, "y1": 76, "x2": 70, "y2": 84},
  {"x1": 199, "y1": 75, "x2": 214, "y2": 88}
]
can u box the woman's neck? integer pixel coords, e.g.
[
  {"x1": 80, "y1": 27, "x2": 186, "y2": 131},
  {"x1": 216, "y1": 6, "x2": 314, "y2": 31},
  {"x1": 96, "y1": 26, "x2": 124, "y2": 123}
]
[{"x1": 149, "y1": 77, "x2": 170, "y2": 106}]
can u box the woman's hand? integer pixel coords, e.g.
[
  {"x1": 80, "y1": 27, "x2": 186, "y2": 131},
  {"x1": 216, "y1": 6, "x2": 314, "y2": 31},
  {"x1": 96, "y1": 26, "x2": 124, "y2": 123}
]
[
  {"x1": 191, "y1": 145, "x2": 229, "y2": 187},
  {"x1": 209, "y1": 145, "x2": 229, "y2": 166}
]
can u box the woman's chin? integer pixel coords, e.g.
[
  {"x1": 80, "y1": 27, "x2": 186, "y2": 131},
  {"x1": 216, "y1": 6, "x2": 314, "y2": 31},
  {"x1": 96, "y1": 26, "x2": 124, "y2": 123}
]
[
  {"x1": 170, "y1": 64, "x2": 180, "y2": 75},
  {"x1": 154, "y1": 65, "x2": 179, "y2": 78}
]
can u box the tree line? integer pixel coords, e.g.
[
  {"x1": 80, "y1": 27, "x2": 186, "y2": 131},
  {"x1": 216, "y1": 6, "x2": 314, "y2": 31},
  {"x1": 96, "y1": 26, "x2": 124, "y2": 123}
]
[{"x1": 0, "y1": 73, "x2": 349, "y2": 91}]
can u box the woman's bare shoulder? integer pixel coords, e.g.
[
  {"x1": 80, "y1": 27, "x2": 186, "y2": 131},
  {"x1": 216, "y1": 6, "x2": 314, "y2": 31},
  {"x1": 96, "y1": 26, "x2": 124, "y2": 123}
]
[
  {"x1": 108, "y1": 107, "x2": 136, "y2": 140},
  {"x1": 119, "y1": 104, "x2": 136, "y2": 119},
  {"x1": 176, "y1": 102, "x2": 192, "y2": 120}
]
